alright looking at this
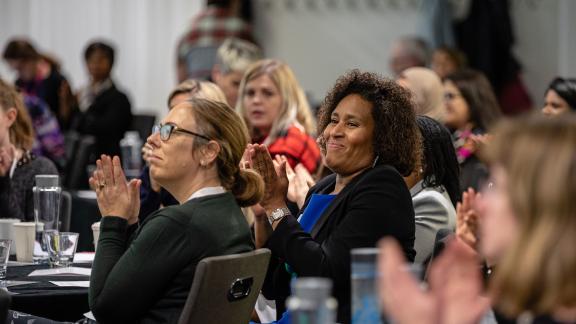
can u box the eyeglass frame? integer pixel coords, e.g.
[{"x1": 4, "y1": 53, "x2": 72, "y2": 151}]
[{"x1": 151, "y1": 123, "x2": 211, "y2": 142}]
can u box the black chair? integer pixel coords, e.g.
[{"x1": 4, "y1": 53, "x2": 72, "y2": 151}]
[
  {"x1": 178, "y1": 249, "x2": 271, "y2": 324},
  {"x1": 0, "y1": 288, "x2": 11, "y2": 324},
  {"x1": 64, "y1": 135, "x2": 96, "y2": 190},
  {"x1": 130, "y1": 114, "x2": 156, "y2": 142}
]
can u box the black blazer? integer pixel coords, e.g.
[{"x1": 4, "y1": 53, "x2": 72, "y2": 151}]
[
  {"x1": 74, "y1": 83, "x2": 132, "y2": 158},
  {"x1": 262, "y1": 164, "x2": 416, "y2": 324}
]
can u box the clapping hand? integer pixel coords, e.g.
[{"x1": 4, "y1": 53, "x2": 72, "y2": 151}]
[
  {"x1": 379, "y1": 238, "x2": 489, "y2": 324},
  {"x1": 245, "y1": 144, "x2": 288, "y2": 212},
  {"x1": 277, "y1": 155, "x2": 314, "y2": 209},
  {"x1": 456, "y1": 188, "x2": 482, "y2": 250},
  {"x1": 89, "y1": 155, "x2": 141, "y2": 225}
]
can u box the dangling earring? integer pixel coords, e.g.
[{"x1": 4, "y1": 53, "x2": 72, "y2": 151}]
[{"x1": 372, "y1": 155, "x2": 380, "y2": 168}]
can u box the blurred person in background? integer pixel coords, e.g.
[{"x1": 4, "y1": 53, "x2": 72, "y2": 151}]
[
  {"x1": 176, "y1": 0, "x2": 255, "y2": 82},
  {"x1": 0, "y1": 79, "x2": 57, "y2": 221},
  {"x1": 431, "y1": 46, "x2": 466, "y2": 79},
  {"x1": 389, "y1": 36, "x2": 430, "y2": 77},
  {"x1": 236, "y1": 59, "x2": 320, "y2": 174},
  {"x1": 212, "y1": 37, "x2": 263, "y2": 107},
  {"x1": 542, "y1": 77, "x2": 576, "y2": 117},
  {"x1": 2, "y1": 38, "x2": 75, "y2": 129},
  {"x1": 397, "y1": 67, "x2": 446, "y2": 122},
  {"x1": 443, "y1": 69, "x2": 502, "y2": 191},
  {"x1": 72, "y1": 41, "x2": 132, "y2": 160},
  {"x1": 406, "y1": 116, "x2": 460, "y2": 265}
]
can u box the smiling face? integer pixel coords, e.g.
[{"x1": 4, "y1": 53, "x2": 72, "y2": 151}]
[
  {"x1": 443, "y1": 80, "x2": 471, "y2": 130},
  {"x1": 242, "y1": 74, "x2": 283, "y2": 136},
  {"x1": 542, "y1": 89, "x2": 571, "y2": 117},
  {"x1": 147, "y1": 104, "x2": 203, "y2": 188},
  {"x1": 322, "y1": 94, "x2": 375, "y2": 176}
]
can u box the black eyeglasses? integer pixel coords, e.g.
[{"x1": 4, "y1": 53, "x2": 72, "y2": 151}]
[{"x1": 152, "y1": 123, "x2": 211, "y2": 142}]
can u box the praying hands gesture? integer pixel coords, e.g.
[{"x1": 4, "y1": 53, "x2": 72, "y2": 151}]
[
  {"x1": 244, "y1": 144, "x2": 289, "y2": 214},
  {"x1": 89, "y1": 155, "x2": 141, "y2": 225},
  {"x1": 278, "y1": 155, "x2": 315, "y2": 209},
  {"x1": 379, "y1": 238, "x2": 490, "y2": 324}
]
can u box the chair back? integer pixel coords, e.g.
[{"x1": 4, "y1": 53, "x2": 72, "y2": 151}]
[
  {"x1": 59, "y1": 190, "x2": 72, "y2": 232},
  {"x1": 64, "y1": 135, "x2": 96, "y2": 190},
  {"x1": 177, "y1": 248, "x2": 271, "y2": 324},
  {"x1": 130, "y1": 114, "x2": 156, "y2": 142}
]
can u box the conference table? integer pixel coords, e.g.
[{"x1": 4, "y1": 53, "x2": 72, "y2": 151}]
[{"x1": 6, "y1": 260, "x2": 93, "y2": 322}]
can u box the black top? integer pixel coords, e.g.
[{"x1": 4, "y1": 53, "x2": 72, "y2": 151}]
[
  {"x1": 73, "y1": 83, "x2": 132, "y2": 159},
  {"x1": 89, "y1": 192, "x2": 255, "y2": 324},
  {"x1": 262, "y1": 164, "x2": 416, "y2": 324}
]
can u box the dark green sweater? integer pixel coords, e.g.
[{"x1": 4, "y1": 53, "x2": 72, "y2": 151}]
[{"x1": 89, "y1": 192, "x2": 254, "y2": 324}]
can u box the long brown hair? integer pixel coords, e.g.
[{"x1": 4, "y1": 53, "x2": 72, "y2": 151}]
[
  {"x1": 0, "y1": 79, "x2": 34, "y2": 150},
  {"x1": 485, "y1": 114, "x2": 576, "y2": 317}
]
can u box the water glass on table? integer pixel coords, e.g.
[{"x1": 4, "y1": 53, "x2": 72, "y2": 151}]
[
  {"x1": 44, "y1": 231, "x2": 79, "y2": 267},
  {"x1": 0, "y1": 239, "x2": 12, "y2": 282}
]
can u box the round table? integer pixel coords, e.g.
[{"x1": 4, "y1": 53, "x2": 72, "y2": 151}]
[{"x1": 6, "y1": 263, "x2": 91, "y2": 322}]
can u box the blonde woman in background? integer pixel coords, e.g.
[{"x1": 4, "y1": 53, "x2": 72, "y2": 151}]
[
  {"x1": 397, "y1": 67, "x2": 446, "y2": 122},
  {"x1": 236, "y1": 59, "x2": 320, "y2": 174},
  {"x1": 0, "y1": 79, "x2": 57, "y2": 221}
]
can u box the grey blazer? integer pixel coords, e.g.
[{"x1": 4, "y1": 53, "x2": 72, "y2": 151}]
[{"x1": 411, "y1": 181, "x2": 456, "y2": 264}]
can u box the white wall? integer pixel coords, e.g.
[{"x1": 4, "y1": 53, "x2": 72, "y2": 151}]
[
  {"x1": 1, "y1": 0, "x2": 574, "y2": 114},
  {"x1": 253, "y1": 0, "x2": 576, "y2": 106},
  {"x1": 0, "y1": 0, "x2": 202, "y2": 117}
]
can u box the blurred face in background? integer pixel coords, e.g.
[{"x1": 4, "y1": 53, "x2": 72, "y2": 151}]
[
  {"x1": 213, "y1": 69, "x2": 244, "y2": 107},
  {"x1": 6, "y1": 59, "x2": 36, "y2": 81},
  {"x1": 243, "y1": 74, "x2": 282, "y2": 136},
  {"x1": 443, "y1": 80, "x2": 470, "y2": 130},
  {"x1": 0, "y1": 105, "x2": 16, "y2": 148},
  {"x1": 432, "y1": 50, "x2": 458, "y2": 79},
  {"x1": 542, "y1": 89, "x2": 571, "y2": 117},
  {"x1": 86, "y1": 49, "x2": 112, "y2": 83},
  {"x1": 478, "y1": 166, "x2": 519, "y2": 264}
]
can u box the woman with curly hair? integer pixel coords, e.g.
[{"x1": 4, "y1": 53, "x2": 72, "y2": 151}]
[{"x1": 248, "y1": 70, "x2": 419, "y2": 323}]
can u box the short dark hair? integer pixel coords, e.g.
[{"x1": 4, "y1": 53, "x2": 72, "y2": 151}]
[
  {"x1": 2, "y1": 39, "x2": 39, "y2": 61},
  {"x1": 318, "y1": 69, "x2": 419, "y2": 176},
  {"x1": 416, "y1": 116, "x2": 461, "y2": 206},
  {"x1": 84, "y1": 41, "x2": 115, "y2": 67},
  {"x1": 444, "y1": 69, "x2": 502, "y2": 132},
  {"x1": 546, "y1": 77, "x2": 576, "y2": 110}
]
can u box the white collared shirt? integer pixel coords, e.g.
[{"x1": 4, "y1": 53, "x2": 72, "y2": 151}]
[{"x1": 186, "y1": 186, "x2": 226, "y2": 201}]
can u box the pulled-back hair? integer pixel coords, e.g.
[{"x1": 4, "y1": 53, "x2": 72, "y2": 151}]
[
  {"x1": 416, "y1": 116, "x2": 460, "y2": 206},
  {"x1": 0, "y1": 79, "x2": 35, "y2": 150},
  {"x1": 167, "y1": 79, "x2": 227, "y2": 109},
  {"x1": 485, "y1": 114, "x2": 576, "y2": 317},
  {"x1": 185, "y1": 98, "x2": 264, "y2": 207},
  {"x1": 318, "y1": 69, "x2": 419, "y2": 176}
]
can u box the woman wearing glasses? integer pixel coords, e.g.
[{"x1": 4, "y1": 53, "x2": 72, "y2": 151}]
[
  {"x1": 138, "y1": 79, "x2": 227, "y2": 220},
  {"x1": 88, "y1": 98, "x2": 263, "y2": 323}
]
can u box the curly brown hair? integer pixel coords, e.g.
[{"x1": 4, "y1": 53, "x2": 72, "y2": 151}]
[{"x1": 317, "y1": 69, "x2": 419, "y2": 176}]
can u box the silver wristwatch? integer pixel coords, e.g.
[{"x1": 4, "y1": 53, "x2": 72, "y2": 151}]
[{"x1": 268, "y1": 207, "x2": 291, "y2": 225}]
